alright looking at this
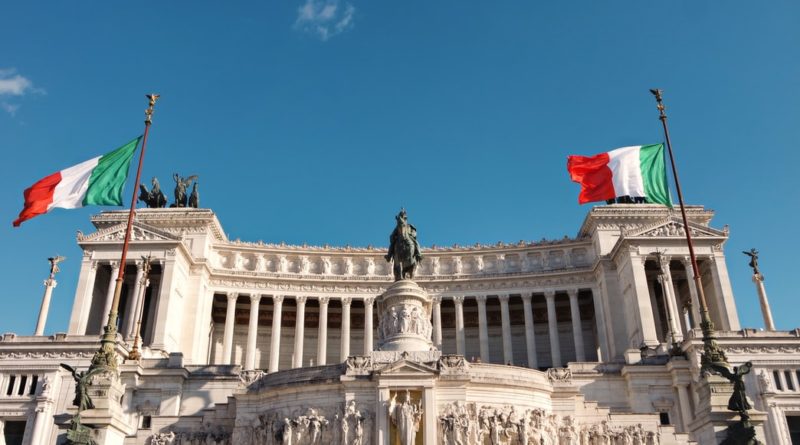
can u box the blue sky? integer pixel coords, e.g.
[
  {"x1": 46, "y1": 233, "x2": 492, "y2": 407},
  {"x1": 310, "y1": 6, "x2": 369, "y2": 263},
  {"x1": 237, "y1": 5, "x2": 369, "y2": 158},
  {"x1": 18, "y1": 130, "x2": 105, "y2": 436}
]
[{"x1": 1, "y1": 1, "x2": 798, "y2": 335}]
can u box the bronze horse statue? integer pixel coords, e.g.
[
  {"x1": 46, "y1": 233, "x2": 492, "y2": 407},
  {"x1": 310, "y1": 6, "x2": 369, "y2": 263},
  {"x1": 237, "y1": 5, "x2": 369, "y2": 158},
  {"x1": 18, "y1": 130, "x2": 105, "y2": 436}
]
[{"x1": 385, "y1": 209, "x2": 423, "y2": 280}]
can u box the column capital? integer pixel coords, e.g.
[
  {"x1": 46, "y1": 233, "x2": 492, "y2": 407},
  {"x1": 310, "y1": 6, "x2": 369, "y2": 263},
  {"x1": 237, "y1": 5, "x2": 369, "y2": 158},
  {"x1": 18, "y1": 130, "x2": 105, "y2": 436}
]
[
  {"x1": 544, "y1": 289, "x2": 556, "y2": 299},
  {"x1": 89, "y1": 260, "x2": 99, "y2": 271},
  {"x1": 341, "y1": 297, "x2": 352, "y2": 307},
  {"x1": 453, "y1": 295, "x2": 465, "y2": 305},
  {"x1": 520, "y1": 293, "x2": 532, "y2": 303},
  {"x1": 296, "y1": 296, "x2": 308, "y2": 305},
  {"x1": 272, "y1": 294, "x2": 284, "y2": 304},
  {"x1": 476, "y1": 295, "x2": 488, "y2": 304},
  {"x1": 250, "y1": 294, "x2": 262, "y2": 303},
  {"x1": 318, "y1": 297, "x2": 330, "y2": 306},
  {"x1": 226, "y1": 291, "x2": 238, "y2": 302},
  {"x1": 566, "y1": 288, "x2": 579, "y2": 299},
  {"x1": 43, "y1": 278, "x2": 57, "y2": 288},
  {"x1": 431, "y1": 295, "x2": 442, "y2": 304},
  {"x1": 134, "y1": 259, "x2": 145, "y2": 270},
  {"x1": 364, "y1": 296, "x2": 375, "y2": 306},
  {"x1": 108, "y1": 261, "x2": 120, "y2": 270},
  {"x1": 498, "y1": 294, "x2": 510, "y2": 303}
]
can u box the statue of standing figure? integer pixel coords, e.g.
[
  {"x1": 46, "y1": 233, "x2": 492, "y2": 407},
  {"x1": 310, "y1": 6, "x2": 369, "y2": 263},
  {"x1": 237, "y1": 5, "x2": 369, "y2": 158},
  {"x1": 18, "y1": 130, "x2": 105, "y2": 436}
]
[
  {"x1": 389, "y1": 390, "x2": 423, "y2": 445},
  {"x1": 172, "y1": 173, "x2": 198, "y2": 208},
  {"x1": 60, "y1": 363, "x2": 105, "y2": 412},
  {"x1": 386, "y1": 208, "x2": 423, "y2": 281},
  {"x1": 743, "y1": 249, "x2": 761, "y2": 276}
]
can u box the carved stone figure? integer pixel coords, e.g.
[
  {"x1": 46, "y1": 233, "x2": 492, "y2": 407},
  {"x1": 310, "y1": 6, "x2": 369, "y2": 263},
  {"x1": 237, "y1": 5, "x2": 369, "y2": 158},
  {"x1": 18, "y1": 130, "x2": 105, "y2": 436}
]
[
  {"x1": 172, "y1": 173, "x2": 198, "y2": 208},
  {"x1": 385, "y1": 208, "x2": 423, "y2": 280},
  {"x1": 150, "y1": 432, "x2": 176, "y2": 445},
  {"x1": 322, "y1": 257, "x2": 332, "y2": 275},
  {"x1": 300, "y1": 256, "x2": 311, "y2": 274},
  {"x1": 365, "y1": 258, "x2": 376, "y2": 275},
  {"x1": 453, "y1": 256, "x2": 463, "y2": 275},
  {"x1": 138, "y1": 177, "x2": 168, "y2": 208},
  {"x1": 389, "y1": 391, "x2": 423, "y2": 445},
  {"x1": 255, "y1": 255, "x2": 267, "y2": 273},
  {"x1": 344, "y1": 258, "x2": 354, "y2": 275}
]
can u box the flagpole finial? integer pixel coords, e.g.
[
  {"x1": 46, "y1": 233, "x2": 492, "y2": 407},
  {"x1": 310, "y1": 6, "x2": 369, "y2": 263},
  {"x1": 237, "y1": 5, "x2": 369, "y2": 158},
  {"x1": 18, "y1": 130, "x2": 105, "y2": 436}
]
[
  {"x1": 144, "y1": 94, "x2": 160, "y2": 125},
  {"x1": 649, "y1": 88, "x2": 666, "y2": 120}
]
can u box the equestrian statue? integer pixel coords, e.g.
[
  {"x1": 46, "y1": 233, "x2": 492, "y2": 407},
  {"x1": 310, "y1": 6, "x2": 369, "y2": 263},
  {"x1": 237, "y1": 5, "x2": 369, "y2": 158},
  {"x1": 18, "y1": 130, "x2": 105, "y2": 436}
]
[{"x1": 385, "y1": 208, "x2": 423, "y2": 281}]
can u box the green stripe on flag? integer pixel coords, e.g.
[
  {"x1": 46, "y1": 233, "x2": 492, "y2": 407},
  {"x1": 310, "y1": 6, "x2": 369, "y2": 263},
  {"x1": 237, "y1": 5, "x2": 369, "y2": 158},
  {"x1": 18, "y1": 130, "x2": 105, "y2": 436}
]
[
  {"x1": 639, "y1": 143, "x2": 672, "y2": 207},
  {"x1": 82, "y1": 137, "x2": 141, "y2": 206}
]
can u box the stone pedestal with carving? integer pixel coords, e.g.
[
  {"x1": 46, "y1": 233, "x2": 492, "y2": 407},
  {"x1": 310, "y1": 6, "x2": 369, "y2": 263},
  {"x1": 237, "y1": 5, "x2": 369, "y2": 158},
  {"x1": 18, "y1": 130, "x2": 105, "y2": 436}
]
[
  {"x1": 74, "y1": 372, "x2": 135, "y2": 445},
  {"x1": 376, "y1": 280, "x2": 434, "y2": 352},
  {"x1": 688, "y1": 375, "x2": 768, "y2": 444}
]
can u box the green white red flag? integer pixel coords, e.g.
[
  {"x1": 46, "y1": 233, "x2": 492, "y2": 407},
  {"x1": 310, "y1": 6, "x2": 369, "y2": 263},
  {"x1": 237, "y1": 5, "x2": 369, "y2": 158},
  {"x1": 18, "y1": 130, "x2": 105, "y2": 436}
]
[
  {"x1": 567, "y1": 144, "x2": 672, "y2": 206},
  {"x1": 13, "y1": 137, "x2": 141, "y2": 227}
]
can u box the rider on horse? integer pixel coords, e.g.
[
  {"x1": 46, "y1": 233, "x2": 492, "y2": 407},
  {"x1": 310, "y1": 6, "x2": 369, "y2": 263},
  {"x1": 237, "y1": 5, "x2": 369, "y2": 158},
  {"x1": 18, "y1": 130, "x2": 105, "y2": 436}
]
[{"x1": 386, "y1": 208, "x2": 423, "y2": 280}]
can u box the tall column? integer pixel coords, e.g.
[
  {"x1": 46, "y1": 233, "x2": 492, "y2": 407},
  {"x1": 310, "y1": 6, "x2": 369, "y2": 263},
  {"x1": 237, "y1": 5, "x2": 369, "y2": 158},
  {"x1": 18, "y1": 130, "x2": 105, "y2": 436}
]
[
  {"x1": 499, "y1": 294, "x2": 513, "y2": 364},
  {"x1": 35, "y1": 277, "x2": 57, "y2": 336},
  {"x1": 675, "y1": 384, "x2": 693, "y2": 432},
  {"x1": 269, "y1": 295, "x2": 284, "y2": 372},
  {"x1": 432, "y1": 296, "x2": 443, "y2": 349},
  {"x1": 453, "y1": 296, "x2": 465, "y2": 355},
  {"x1": 221, "y1": 292, "x2": 238, "y2": 365},
  {"x1": 0, "y1": 419, "x2": 6, "y2": 445},
  {"x1": 521, "y1": 293, "x2": 538, "y2": 368},
  {"x1": 680, "y1": 257, "x2": 702, "y2": 328},
  {"x1": 293, "y1": 296, "x2": 308, "y2": 368},
  {"x1": 28, "y1": 400, "x2": 54, "y2": 445},
  {"x1": 658, "y1": 260, "x2": 684, "y2": 342},
  {"x1": 363, "y1": 297, "x2": 375, "y2": 354},
  {"x1": 151, "y1": 258, "x2": 177, "y2": 350},
  {"x1": 647, "y1": 280, "x2": 665, "y2": 342},
  {"x1": 752, "y1": 274, "x2": 776, "y2": 331},
  {"x1": 122, "y1": 261, "x2": 145, "y2": 340},
  {"x1": 340, "y1": 298, "x2": 352, "y2": 360},
  {"x1": 317, "y1": 297, "x2": 330, "y2": 365},
  {"x1": 70, "y1": 260, "x2": 98, "y2": 335},
  {"x1": 629, "y1": 255, "x2": 660, "y2": 347},
  {"x1": 707, "y1": 253, "x2": 741, "y2": 330},
  {"x1": 100, "y1": 261, "x2": 120, "y2": 331},
  {"x1": 567, "y1": 289, "x2": 586, "y2": 362},
  {"x1": 245, "y1": 294, "x2": 262, "y2": 370},
  {"x1": 590, "y1": 287, "x2": 610, "y2": 362},
  {"x1": 476, "y1": 295, "x2": 490, "y2": 363},
  {"x1": 545, "y1": 290, "x2": 562, "y2": 368}
]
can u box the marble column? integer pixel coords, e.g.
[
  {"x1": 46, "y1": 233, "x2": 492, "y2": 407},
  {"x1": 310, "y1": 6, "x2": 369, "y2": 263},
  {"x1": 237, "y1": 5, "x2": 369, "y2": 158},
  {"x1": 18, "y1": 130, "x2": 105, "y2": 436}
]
[
  {"x1": 221, "y1": 292, "x2": 238, "y2": 365},
  {"x1": 545, "y1": 290, "x2": 562, "y2": 368},
  {"x1": 630, "y1": 255, "x2": 660, "y2": 347},
  {"x1": 363, "y1": 297, "x2": 375, "y2": 354},
  {"x1": 35, "y1": 277, "x2": 57, "y2": 336},
  {"x1": 269, "y1": 295, "x2": 284, "y2": 373},
  {"x1": 340, "y1": 298, "x2": 352, "y2": 361},
  {"x1": 647, "y1": 280, "x2": 665, "y2": 342},
  {"x1": 658, "y1": 260, "x2": 684, "y2": 342},
  {"x1": 70, "y1": 260, "x2": 98, "y2": 335},
  {"x1": 293, "y1": 296, "x2": 308, "y2": 368},
  {"x1": 432, "y1": 296, "x2": 443, "y2": 350},
  {"x1": 521, "y1": 293, "x2": 538, "y2": 368},
  {"x1": 317, "y1": 297, "x2": 330, "y2": 365},
  {"x1": 122, "y1": 261, "x2": 145, "y2": 340},
  {"x1": 675, "y1": 384, "x2": 693, "y2": 432},
  {"x1": 453, "y1": 296, "x2": 466, "y2": 355},
  {"x1": 499, "y1": 294, "x2": 513, "y2": 364},
  {"x1": 245, "y1": 294, "x2": 262, "y2": 371},
  {"x1": 476, "y1": 295, "x2": 490, "y2": 363},
  {"x1": 100, "y1": 261, "x2": 120, "y2": 331},
  {"x1": 591, "y1": 287, "x2": 610, "y2": 362},
  {"x1": 567, "y1": 289, "x2": 586, "y2": 362},
  {"x1": 28, "y1": 400, "x2": 54, "y2": 445},
  {"x1": 680, "y1": 257, "x2": 702, "y2": 329},
  {"x1": 0, "y1": 419, "x2": 5, "y2": 445},
  {"x1": 752, "y1": 274, "x2": 776, "y2": 331}
]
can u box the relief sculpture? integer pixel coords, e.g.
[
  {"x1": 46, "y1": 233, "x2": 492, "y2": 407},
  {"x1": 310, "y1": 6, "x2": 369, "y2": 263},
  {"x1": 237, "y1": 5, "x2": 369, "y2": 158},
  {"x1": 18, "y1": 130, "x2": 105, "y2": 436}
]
[{"x1": 379, "y1": 303, "x2": 433, "y2": 340}]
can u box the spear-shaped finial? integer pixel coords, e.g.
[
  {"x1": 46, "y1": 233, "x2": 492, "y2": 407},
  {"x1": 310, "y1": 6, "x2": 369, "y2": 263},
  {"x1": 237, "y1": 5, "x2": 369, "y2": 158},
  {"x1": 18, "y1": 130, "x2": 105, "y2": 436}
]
[
  {"x1": 650, "y1": 88, "x2": 666, "y2": 120},
  {"x1": 144, "y1": 93, "x2": 160, "y2": 125}
]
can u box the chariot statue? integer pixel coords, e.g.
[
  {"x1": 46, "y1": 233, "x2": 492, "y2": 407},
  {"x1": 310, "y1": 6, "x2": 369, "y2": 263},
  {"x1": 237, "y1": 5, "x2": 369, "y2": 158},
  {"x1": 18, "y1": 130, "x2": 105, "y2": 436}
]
[
  {"x1": 138, "y1": 177, "x2": 168, "y2": 208},
  {"x1": 172, "y1": 173, "x2": 198, "y2": 208},
  {"x1": 385, "y1": 208, "x2": 423, "y2": 281}
]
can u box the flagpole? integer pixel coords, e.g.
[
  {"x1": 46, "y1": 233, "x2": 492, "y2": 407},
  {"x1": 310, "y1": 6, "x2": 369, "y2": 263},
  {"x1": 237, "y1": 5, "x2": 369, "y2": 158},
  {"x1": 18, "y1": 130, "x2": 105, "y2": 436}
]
[
  {"x1": 90, "y1": 94, "x2": 160, "y2": 371},
  {"x1": 649, "y1": 89, "x2": 727, "y2": 371}
]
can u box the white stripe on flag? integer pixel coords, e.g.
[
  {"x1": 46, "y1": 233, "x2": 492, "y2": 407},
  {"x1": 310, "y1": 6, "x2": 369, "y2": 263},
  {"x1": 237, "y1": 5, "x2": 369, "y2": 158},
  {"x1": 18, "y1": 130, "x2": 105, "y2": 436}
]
[
  {"x1": 48, "y1": 156, "x2": 101, "y2": 210},
  {"x1": 607, "y1": 146, "x2": 645, "y2": 198}
]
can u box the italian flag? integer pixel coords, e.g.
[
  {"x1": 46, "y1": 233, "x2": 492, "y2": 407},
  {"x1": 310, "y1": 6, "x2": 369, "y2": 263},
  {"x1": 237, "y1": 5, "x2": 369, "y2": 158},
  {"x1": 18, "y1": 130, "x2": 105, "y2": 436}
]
[
  {"x1": 13, "y1": 137, "x2": 141, "y2": 227},
  {"x1": 567, "y1": 144, "x2": 672, "y2": 206}
]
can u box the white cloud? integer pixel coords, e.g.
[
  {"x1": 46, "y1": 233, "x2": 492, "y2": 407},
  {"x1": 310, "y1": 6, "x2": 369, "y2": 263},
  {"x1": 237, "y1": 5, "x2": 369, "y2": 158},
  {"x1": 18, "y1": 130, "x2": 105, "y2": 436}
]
[
  {"x1": 295, "y1": 0, "x2": 355, "y2": 41},
  {"x1": 1, "y1": 102, "x2": 20, "y2": 116},
  {"x1": 0, "y1": 68, "x2": 43, "y2": 116}
]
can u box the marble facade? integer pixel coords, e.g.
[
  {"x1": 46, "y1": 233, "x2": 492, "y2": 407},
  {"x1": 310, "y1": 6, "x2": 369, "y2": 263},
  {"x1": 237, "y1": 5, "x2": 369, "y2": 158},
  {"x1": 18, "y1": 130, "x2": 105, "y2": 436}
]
[{"x1": 0, "y1": 205, "x2": 797, "y2": 444}]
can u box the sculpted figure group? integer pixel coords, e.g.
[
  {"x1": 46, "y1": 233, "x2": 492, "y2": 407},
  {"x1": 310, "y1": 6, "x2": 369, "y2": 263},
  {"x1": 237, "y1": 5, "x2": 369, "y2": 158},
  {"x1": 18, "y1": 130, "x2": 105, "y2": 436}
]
[
  {"x1": 139, "y1": 173, "x2": 200, "y2": 208},
  {"x1": 379, "y1": 304, "x2": 433, "y2": 341}
]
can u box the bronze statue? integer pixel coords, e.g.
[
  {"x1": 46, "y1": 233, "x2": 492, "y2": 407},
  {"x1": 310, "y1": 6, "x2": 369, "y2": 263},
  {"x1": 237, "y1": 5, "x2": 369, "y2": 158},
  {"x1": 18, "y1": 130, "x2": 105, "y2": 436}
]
[
  {"x1": 386, "y1": 208, "x2": 423, "y2": 280},
  {"x1": 60, "y1": 363, "x2": 106, "y2": 412},
  {"x1": 188, "y1": 182, "x2": 199, "y2": 208},
  {"x1": 48, "y1": 255, "x2": 66, "y2": 277},
  {"x1": 742, "y1": 249, "x2": 761, "y2": 276},
  {"x1": 138, "y1": 177, "x2": 167, "y2": 208},
  {"x1": 708, "y1": 361, "x2": 753, "y2": 414},
  {"x1": 172, "y1": 173, "x2": 198, "y2": 208}
]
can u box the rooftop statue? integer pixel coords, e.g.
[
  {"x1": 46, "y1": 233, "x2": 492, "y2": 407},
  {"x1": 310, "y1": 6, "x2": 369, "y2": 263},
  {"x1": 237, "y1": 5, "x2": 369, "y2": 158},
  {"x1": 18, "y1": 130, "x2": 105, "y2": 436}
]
[
  {"x1": 138, "y1": 177, "x2": 168, "y2": 208},
  {"x1": 385, "y1": 208, "x2": 423, "y2": 281},
  {"x1": 188, "y1": 182, "x2": 200, "y2": 208},
  {"x1": 172, "y1": 173, "x2": 198, "y2": 208}
]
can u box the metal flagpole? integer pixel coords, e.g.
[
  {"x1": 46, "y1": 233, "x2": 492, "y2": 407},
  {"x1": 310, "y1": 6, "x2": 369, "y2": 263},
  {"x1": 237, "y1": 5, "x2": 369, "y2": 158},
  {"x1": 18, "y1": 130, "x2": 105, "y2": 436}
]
[
  {"x1": 649, "y1": 89, "x2": 728, "y2": 371},
  {"x1": 90, "y1": 94, "x2": 160, "y2": 371}
]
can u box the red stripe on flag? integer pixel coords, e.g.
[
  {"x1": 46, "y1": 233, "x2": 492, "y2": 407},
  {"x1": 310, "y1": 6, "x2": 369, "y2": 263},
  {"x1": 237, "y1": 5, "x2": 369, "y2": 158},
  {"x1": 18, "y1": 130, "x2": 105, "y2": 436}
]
[
  {"x1": 13, "y1": 171, "x2": 62, "y2": 227},
  {"x1": 567, "y1": 153, "x2": 616, "y2": 204}
]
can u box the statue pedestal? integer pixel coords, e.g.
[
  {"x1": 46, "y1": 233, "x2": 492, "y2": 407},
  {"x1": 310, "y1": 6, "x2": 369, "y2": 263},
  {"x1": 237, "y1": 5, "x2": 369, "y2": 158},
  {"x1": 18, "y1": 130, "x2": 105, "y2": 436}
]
[
  {"x1": 377, "y1": 280, "x2": 434, "y2": 352},
  {"x1": 688, "y1": 375, "x2": 768, "y2": 444},
  {"x1": 73, "y1": 372, "x2": 135, "y2": 445}
]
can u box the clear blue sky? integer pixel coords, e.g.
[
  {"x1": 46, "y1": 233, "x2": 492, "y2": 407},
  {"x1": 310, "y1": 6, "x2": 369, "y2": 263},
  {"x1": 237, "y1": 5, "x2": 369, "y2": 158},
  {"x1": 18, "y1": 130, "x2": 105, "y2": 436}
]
[{"x1": 1, "y1": 1, "x2": 798, "y2": 335}]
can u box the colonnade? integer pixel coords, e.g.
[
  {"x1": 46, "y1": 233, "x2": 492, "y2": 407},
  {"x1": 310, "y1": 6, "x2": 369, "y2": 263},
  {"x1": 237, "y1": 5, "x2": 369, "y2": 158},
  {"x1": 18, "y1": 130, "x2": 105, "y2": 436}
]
[{"x1": 215, "y1": 288, "x2": 605, "y2": 371}]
